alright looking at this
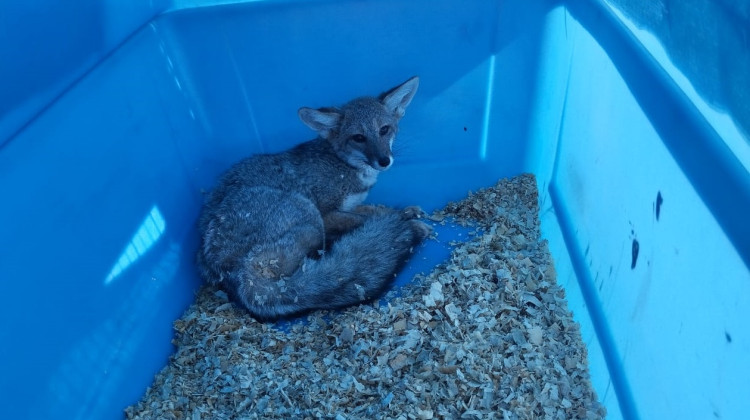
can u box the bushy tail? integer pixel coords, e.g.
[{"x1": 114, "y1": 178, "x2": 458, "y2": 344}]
[{"x1": 232, "y1": 210, "x2": 431, "y2": 321}]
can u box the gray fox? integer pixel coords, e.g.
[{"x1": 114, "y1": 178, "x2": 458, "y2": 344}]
[{"x1": 197, "y1": 77, "x2": 431, "y2": 321}]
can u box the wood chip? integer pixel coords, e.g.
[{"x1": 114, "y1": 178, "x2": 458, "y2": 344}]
[{"x1": 126, "y1": 174, "x2": 606, "y2": 419}]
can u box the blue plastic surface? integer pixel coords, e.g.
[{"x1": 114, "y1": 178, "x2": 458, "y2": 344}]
[{"x1": 1, "y1": 0, "x2": 748, "y2": 419}]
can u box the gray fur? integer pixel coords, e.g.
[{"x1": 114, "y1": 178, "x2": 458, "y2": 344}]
[{"x1": 197, "y1": 77, "x2": 429, "y2": 321}]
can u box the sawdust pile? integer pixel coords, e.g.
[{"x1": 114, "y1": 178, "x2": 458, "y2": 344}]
[{"x1": 126, "y1": 174, "x2": 606, "y2": 419}]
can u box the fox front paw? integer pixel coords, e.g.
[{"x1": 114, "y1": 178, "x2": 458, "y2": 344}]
[
  {"x1": 409, "y1": 219, "x2": 433, "y2": 243},
  {"x1": 401, "y1": 206, "x2": 427, "y2": 220}
]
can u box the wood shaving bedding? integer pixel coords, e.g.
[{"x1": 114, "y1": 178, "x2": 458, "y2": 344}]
[{"x1": 126, "y1": 174, "x2": 606, "y2": 419}]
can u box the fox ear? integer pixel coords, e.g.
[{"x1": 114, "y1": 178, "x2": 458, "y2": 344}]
[
  {"x1": 379, "y1": 76, "x2": 419, "y2": 119},
  {"x1": 298, "y1": 107, "x2": 342, "y2": 139}
]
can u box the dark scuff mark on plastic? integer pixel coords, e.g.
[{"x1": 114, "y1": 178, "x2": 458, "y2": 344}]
[
  {"x1": 598, "y1": 274, "x2": 604, "y2": 291},
  {"x1": 463, "y1": 126, "x2": 467, "y2": 132},
  {"x1": 656, "y1": 191, "x2": 664, "y2": 221},
  {"x1": 725, "y1": 331, "x2": 732, "y2": 343},
  {"x1": 631, "y1": 239, "x2": 639, "y2": 269}
]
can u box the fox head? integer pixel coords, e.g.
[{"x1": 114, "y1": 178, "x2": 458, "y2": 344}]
[{"x1": 298, "y1": 76, "x2": 419, "y2": 172}]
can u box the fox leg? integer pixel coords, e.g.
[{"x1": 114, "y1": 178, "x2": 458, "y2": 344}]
[{"x1": 323, "y1": 205, "x2": 428, "y2": 245}]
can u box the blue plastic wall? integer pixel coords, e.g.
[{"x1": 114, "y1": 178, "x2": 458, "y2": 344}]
[
  {"x1": 530, "y1": 3, "x2": 750, "y2": 419},
  {"x1": 1, "y1": 0, "x2": 748, "y2": 419}
]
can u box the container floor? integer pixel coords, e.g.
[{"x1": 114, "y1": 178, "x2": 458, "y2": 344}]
[{"x1": 125, "y1": 174, "x2": 606, "y2": 420}]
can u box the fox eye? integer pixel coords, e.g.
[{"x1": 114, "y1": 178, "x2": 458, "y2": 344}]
[
  {"x1": 350, "y1": 134, "x2": 367, "y2": 143},
  {"x1": 379, "y1": 125, "x2": 391, "y2": 136}
]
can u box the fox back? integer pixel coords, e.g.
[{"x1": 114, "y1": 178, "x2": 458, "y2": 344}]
[{"x1": 197, "y1": 77, "x2": 430, "y2": 321}]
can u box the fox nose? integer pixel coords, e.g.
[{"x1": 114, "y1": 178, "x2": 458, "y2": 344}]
[{"x1": 378, "y1": 156, "x2": 392, "y2": 168}]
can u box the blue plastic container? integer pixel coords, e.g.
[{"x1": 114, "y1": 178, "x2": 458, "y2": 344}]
[{"x1": 1, "y1": 1, "x2": 748, "y2": 419}]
